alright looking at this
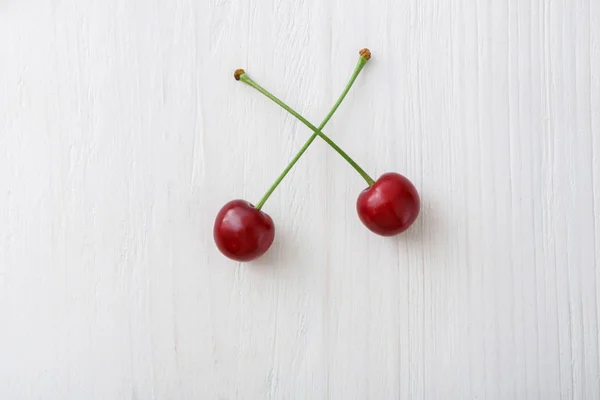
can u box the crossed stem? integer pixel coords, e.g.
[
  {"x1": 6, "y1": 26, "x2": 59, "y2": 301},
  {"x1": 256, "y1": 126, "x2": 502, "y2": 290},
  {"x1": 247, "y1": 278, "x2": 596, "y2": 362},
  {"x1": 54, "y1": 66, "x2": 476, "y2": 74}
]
[{"x1": 235, "y1": 50, "x2": 374, "y2": 210}]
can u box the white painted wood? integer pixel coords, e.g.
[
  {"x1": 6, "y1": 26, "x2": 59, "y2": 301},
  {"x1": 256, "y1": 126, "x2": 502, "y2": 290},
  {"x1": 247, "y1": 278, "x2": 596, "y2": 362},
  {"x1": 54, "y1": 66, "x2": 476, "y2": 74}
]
[{"x1": 0, "y1": 0, "x2": 599, "y2": 398}]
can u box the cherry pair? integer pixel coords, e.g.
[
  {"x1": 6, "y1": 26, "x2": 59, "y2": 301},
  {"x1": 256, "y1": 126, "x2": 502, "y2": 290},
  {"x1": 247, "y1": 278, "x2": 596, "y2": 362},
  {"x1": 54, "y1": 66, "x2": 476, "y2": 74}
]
[{"x1": 214, "y1": 49, "x2": 420, "y2": 262}]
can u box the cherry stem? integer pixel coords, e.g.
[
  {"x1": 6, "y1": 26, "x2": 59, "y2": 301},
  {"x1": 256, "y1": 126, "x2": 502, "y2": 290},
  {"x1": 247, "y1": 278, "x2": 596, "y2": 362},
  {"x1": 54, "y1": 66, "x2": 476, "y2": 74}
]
[{"x1": 238, "y1": 52, "x2": 374, "y2": 210}]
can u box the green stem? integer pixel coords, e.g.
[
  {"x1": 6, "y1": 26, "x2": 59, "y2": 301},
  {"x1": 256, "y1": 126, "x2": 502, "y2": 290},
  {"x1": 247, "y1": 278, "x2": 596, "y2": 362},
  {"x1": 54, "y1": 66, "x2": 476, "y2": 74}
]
[{"x1": 240, "y1": 55, "x2": 373, "y2": 210}]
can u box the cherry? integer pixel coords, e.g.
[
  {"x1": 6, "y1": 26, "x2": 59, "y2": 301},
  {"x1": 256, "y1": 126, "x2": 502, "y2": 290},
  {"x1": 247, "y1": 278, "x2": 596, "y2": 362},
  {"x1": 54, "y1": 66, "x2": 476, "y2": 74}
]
[
  {"x1": 237, "y1": 49, "x2": 421, "y2": 239},
  {"x1": 215, "y1": 49, "x2": 371, "y2": 262},
  {"x1": 213, "y1": 200, "x2": 275, "y2": 262},
  {"x1": 356, "y1": 172, "x2": 420, "y2": 236}
]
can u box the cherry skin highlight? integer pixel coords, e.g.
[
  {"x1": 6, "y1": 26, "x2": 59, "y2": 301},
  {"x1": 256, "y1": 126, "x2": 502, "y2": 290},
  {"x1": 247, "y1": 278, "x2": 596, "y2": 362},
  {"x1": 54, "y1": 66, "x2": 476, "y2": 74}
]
[
  {"x1": 214, "y1": 200, "x2": 275, "y2": 262},
  {"x1": 356, "y1": 172, "x2": 420, "y2": 236}
]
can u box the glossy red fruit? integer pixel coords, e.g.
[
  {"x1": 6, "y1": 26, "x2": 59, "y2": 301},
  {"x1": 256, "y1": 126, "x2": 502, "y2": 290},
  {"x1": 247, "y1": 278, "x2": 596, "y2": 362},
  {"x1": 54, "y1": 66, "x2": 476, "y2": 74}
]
[
  {"x1": 213, "y1": 200, "x2": 275, "y2": 262},
  {"x1": 356, "y1": 172, "x2": 420, "y2": 236}
]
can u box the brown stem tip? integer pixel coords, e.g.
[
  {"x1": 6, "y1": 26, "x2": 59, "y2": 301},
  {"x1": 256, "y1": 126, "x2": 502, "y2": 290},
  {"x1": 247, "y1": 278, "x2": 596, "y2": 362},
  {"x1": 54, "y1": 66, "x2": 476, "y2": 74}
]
[
  {"x1": 234, "y1": 69, "x2": 245, "y2": 81},
  {"x1": 359, "y1": 48, "x2": 371, "y2": 60}
]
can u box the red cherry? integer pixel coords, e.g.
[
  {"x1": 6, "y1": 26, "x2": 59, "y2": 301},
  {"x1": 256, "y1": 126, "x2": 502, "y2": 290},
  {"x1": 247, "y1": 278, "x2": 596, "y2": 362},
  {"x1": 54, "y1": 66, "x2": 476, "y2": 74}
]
[
  {"x1": 356, "y1": 172, "x2": 420, "y2": 236},
  {"x1": 213, "y1": 200, "x2": 275, "y2": 262}
]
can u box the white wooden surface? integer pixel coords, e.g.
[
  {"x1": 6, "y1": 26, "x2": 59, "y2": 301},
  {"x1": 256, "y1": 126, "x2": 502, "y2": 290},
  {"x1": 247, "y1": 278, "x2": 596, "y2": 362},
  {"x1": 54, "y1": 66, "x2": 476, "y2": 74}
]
[{"x1": 1, "y1": 0, "x2": 599, "y2": 399}]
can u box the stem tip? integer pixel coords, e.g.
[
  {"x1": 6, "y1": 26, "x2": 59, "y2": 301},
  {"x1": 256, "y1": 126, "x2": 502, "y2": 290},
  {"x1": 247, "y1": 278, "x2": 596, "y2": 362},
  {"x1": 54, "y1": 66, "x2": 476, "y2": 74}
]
[
  {"x1": 359, "y1": 48, "x2": 371, "y2": 61},
  {"x1": 234, "y1": 69, "x2": 245, "y2": 81}
]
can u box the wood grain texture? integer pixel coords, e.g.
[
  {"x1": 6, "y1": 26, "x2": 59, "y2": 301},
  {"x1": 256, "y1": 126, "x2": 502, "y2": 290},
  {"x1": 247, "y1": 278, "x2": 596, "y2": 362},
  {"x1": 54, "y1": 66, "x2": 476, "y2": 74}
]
[{"x1": 0, "y1": 0, "x2": 599, "y2": 398}]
